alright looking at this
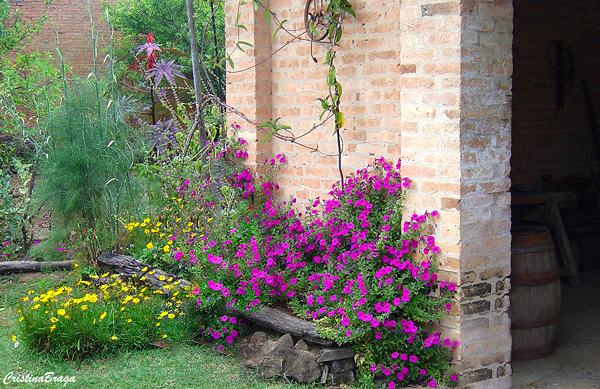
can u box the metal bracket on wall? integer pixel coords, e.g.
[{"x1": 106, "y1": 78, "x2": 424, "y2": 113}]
[{"x1": 304, "y1": 0, "x2": 330, "y2": 41}]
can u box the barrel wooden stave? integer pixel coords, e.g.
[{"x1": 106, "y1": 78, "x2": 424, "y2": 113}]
[{"x1": 511, "y1": 226, "x2": 561, "y2": 361}]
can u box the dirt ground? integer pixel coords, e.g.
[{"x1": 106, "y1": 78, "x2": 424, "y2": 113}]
[{"x1": 512, "y1": 270, "x2": 600, "y2": 389}]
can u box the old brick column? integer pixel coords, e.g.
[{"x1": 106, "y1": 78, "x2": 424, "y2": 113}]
[
  {"x1": 226, "y1": 0, "x2": 514, "y2": 387},
  {"x1": 400, "y1": 0, "x2": 513, "y2": 387},
  {"x1": 224, "y1": 0, "x2": 273, "y2": 164}
]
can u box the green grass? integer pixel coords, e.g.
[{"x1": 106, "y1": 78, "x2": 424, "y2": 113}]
[{"x1": 0, "y1": 272, "x2": 306, "y2": 389}]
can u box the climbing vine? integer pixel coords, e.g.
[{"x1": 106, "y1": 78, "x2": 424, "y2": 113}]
[{"x1": 228, "y1": 0, "x2": 355, "y2": 185}]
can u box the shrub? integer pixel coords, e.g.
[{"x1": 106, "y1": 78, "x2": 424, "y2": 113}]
[
  {"x1": 34, "y1": 81, "x2": 146, "y2": 261},
  {"x1": 124, "y1": 136, "x2": 458, "y2": 387},
  {"x1": 14, "y1": 274, "x2": 192, "y2": 360}
]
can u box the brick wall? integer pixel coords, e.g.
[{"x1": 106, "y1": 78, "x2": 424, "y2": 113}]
[
  {"x1": 459, "y1": 1, "x2": 513, "y2": 387},
  {"x1": 10, "y1": 0, "x2": 116, "y2": 77},
  {"x1": 511, "y1": 0, "x2": 600, "y2": 187},
  {"x1": 225, "y1": 0, "x2": 514, "y2": 387}
]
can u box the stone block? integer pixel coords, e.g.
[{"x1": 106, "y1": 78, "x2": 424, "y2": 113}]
[
  {"x1": 294, "y1": 339, "x2": 308, "y2": 351},
  {"x1": 317, "y1": 348, "x2": 355, "y2": 362},
  {"x1": 283, "y1": 349, "x2": 321, "y2": 383},
  {"x1": 330, "y1": 370, "x2": 354, "y2": 386},
  {"x1": 258, "y1": 355, "x2": 284, "y2": 378},
  {"x1": 330, "y1": 358, "x2": 356, "y2": 373}
]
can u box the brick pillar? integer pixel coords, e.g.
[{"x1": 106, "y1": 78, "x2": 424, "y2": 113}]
[
  {"x1": 224, "y1": 0, "x2": 273, "y2": 164},
  {"x1": 458, "y1": 1, "x2": 513, "y2": 387},
  {"x1": 400, "y1": 0, "x2": 513, "y2": 388}
]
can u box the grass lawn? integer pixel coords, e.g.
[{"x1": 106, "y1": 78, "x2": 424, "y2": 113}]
[{"x1": 0, "y1": 271, "x2": 306, "y2": 389}]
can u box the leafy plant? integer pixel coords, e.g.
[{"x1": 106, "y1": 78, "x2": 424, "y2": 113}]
[
  {"x1": 34, "y1": 81, "x2": 145, "y2": 262},
  {"x1": 14, "y1": 275, "x2": 192, "y2": 360}
]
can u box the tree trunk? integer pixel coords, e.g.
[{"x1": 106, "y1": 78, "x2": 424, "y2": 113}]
[
  {"x1": 233, "y1": 307, "x2": 334, "y2": 346},
  {"x1": 96, "y1": 253, "x2": 192, "y2": 291},
  {"x1": 0, "y1": 260, "x2": 74, "y2": 274}
]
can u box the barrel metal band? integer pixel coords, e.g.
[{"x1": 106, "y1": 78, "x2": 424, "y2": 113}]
[
  {"x1": 511, "y1": 270, "x2": 560, "y2": 287},
  {"x1": 511, "y1": 314, "x2": 560, "y2": 330}
]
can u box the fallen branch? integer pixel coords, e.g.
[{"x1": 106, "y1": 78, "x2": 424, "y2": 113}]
[
  {"x1": 0, "y1": 260, "x2": 74, "y2": 274},
  {"x1": 233, "y1": 307, "x2": 334, "y2": 346},
  {"x1": 97, "y1": 253, "x2": 334, "y2": 346},
  {"x1": 96, "y1": 253, "x2": 192, "y2": 292}
]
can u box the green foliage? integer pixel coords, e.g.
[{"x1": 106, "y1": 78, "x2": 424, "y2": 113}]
[
  {"x1": 106, "y1": 0, "x2": 226, "y2": 98},
  {"x1": 0, "y1": 0, "x2": 46, "y2": 55},
  {"x1": 14, "y1": 275, "x2": 192, "y2": 360},
  {"x1": 34, "y1": 82, "x2": 145, "y2": 261},
  {"x1": 0, "y1": 51, "x2": 67, "y2": 134},
  {"x1": 0, "y1": 173, "x2": 26, "y2": 259}
]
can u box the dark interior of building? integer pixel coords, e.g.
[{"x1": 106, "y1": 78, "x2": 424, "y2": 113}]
[{"x1": 511, "y1": 0, "x2": 600, "y2": 387}]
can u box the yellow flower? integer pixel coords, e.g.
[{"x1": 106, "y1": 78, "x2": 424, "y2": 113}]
[
  {"x1": 32, "y1": 304, "x2": 40, "y2": 310},
  {"x1": 146, "y1": 242, "x2": 154, "y2": 250},
  {"x1": 127, "y1": 319, "x2": 132, "y2": 323},
  {"x1": 18, "y1": 317, "x2": 24, "y2": 322},
  {"x1": 93, "y1": 319, "x2": 96, "y2": 324},
  {"x1": 156, "y1": 222, "x2": 162, "y2": 227},
  {"x1": 187, "y1": 222, "x2": 193, "y2": 227},
  {"x1": 148, "y1": 270, "x2": 155, "y2": 275},
  {"x1": 132, "y1": 298, "x2": 140, "y2": 304},
  {"x1": 11, "y1": 335, "x2": 16, "y2": 342},
  {"x1": 156, "y1": 322, "x2": 160, "y2": 327},
  {"x1": 57, "y1": 309, "x2": 66, "y2": 316},
  {"x1": 159, "y1": 275, "x2": 166, "y2": 281},
  {"x1": 50, "y1": 325, "x2": 56, "y2": 332},
  {"x1": 81, "y1": 305, "x2": 88, "y2": 310},
  {"x1": 101, "y1": 272, "x2": 110, "y2": 278},
  {"x1": 159, "y1": 311, "x2": 168, "y2": 318},
  {"x1": 141, "y1": 267, "x2": 148, "y2": 272},
  {"x1": 144, "y1": 218, "x2": 151, "y2": 223},
  {"x1": 141, "y1": 223, "x2": 147, "y2": 227},
  {"x1": 100, "y1": 312, "x2": 107, "y2": 320},
  {"x1": 110, "y1": 336, "x2": 118, "y2": 340},
  {"x1": 50, "y1": 317, "x2": 59, "y2": 323},
  {"x1": 65, "y1": 315, "x2": 70, "y2": 319},
  {"x1": 168, "y1": 313, "x2": 175, "y2": 319},
  {"x1": 144, "y1": 229, "x2": 150, "y2": 235},
  {"x1": 22, "y1": 296, "x2": 28, "y2": 302},
  {"x1": 163, "y1": 245, "x2": 170, "y2": 253},
  {"x1": 162, "y1": 334, "x2": 167, "y2": 338},
  {"x1": 28, "y1": 290, "x2": 34, "y2": 295},
  {"x1": 121, "y1": 307, "x2": 125, "y2": 311}
]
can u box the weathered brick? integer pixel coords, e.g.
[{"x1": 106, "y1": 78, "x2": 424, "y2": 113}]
[
  {"x1": 461, "y1": 299, "x2": 491, "y2": 315},
  {"x1": 462, "y1": 282, "x2": 492, "y2": 299}
]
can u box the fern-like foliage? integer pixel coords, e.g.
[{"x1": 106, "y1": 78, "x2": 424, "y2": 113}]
[{"x1": 34, "y1": 82, "x2": 145, "y2": 259}]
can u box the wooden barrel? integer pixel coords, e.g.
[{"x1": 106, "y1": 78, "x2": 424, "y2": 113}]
[{"x1": 511, "y1": 226, "x2": 561, "y2": 360}]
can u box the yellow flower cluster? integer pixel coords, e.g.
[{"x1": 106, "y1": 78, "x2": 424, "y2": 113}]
[
  {"x1": 124, "y1": 212, "x2": 211, "y2": 260},
  {"x1": 17, "y1": 274, "x2": 193, "y2": 340}
]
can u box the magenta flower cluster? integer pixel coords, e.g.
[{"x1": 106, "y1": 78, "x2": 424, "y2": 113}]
[{"x1": 136, "y1": 137, "x2": 458, "y2": 387}]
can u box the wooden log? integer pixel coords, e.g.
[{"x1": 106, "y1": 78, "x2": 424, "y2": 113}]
[
  {"x1": 96, "y1": 253, "x2": 192, "y2": 292},
  {"x1": 97, "y1": 253, "x2": 334, "y2": 346},
  {"x1": 235, "y1": 306, "x2": 334, "y2": 346},
  {"x1": 0, "y1": 260, "x2": 74, "y2": 274}
]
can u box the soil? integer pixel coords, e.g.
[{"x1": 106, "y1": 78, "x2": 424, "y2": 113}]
[{"x1": 512, "y1": 270, "x2": 600, "y2": 388}]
